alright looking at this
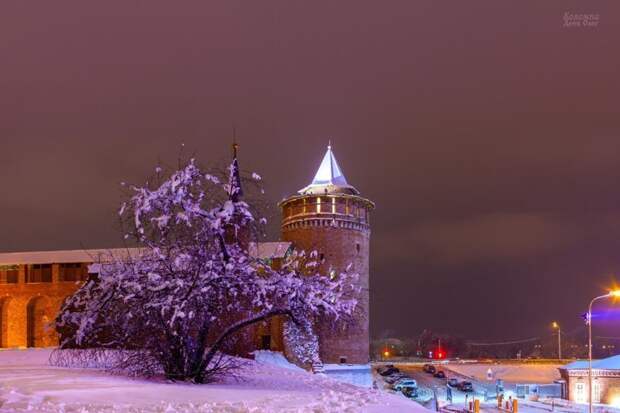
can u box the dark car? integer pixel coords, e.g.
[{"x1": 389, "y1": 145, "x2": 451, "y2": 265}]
[
  {"x1": 447, "y1": 378, "x2": 459, "y2": 387},
  {"x1": 434, "y1": 370, "x2": 446, "y2": 379},
  {"x1": 426, "y1": 365, "x2": 436, "y2": 374},
  {"x1": 459, "y1": 381, "x2": 474, "y2": 392},
  {"x1": 385, "y1": 373, "x2": 409, "y2": 384},
  {"x1": 377, "y1": 365, "x2": 394, "y2": 374},
  {"x1": 380, "y1": 367, "x2": 400, "y2": 376},
  {"x1": 401, "y1": 386, "x2": 418, "y2": 398}
]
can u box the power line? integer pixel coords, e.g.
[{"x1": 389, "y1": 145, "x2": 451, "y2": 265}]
[{"x1": 467, "y1": 337, "x2": 540, "y2": 346}]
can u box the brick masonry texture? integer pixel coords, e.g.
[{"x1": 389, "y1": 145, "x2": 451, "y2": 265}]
[
  {"x1": 281, "y1": 195, "x2": 372, "y2": 365},
  {"x1": 0, "y1": 265, "x2": 80, "y2": 348}
]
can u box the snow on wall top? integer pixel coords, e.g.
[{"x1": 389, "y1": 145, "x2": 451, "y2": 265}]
[
  {"x1": 0, "y1": 248, "x2": 141, "y2": 266},
  {"x1": 248, "y1": 242, "x2": 292, "y2": 259},
  {"x1": 298, "y1": 145, "x2": 359, "y2": 195},
  {"x1": 0, "y1": 242, "x2": 290, "y2": 266},
  {"x1": 561, "y1": 355, "x2": 620, "y2": 371}
]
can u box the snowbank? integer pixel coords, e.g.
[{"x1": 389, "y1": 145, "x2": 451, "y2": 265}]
[
  {"x1": 323, "y1": 364, "x2": 373, "y2": 388},
  {"x1": 0, "y1": 349, "x2": 427, "y2": 412},
  {"x1": 251, "y1": 351, "x2": 373, "y2": 388},
  {"x1": 250, "y1": 350, "x2": 305, "y2": 371}
]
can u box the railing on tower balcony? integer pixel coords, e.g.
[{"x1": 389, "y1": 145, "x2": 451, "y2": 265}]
[{"x1": 281, "y1": 196, "x2": 371, "y2": 231}]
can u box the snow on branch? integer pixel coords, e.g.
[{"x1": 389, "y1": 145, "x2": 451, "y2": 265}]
[{"x1": 56, "y1": 158, "x2": 359, "y2": 383}]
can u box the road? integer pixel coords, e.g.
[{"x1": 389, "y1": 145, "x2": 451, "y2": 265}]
[
  {"x1": 382, "y1": 363, "x2": 570, "y2": 413},
  {"x1": 396, "y1": 364, "x2": 502, "y2": 405}
]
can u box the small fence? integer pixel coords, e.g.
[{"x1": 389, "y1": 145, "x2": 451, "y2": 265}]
[{"x1": 516, "y1": 383, "x2": 563, "y2": 399}]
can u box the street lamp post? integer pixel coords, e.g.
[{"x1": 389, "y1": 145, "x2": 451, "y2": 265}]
[
  {"x1": 552, "y1": 322, "x2": 562, "y2": 360},
  {"x1": 587, "y1": 291, "x2": 620, "y2": 413}
]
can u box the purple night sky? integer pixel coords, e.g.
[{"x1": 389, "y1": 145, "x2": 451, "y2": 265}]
[{"x1": 1, "y1": 1, "x2": 620, "y2": 341}]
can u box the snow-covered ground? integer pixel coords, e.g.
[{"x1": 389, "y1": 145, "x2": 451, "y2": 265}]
[
  {"x1": 445, "y1": 362, "x2": 562, "y2": 384},
  {"x1": 0, "y1": 349, "x2": 426, "y2": 412}
]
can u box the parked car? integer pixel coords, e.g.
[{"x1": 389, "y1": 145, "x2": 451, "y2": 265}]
[
  {"x1": 380, "y1": 367, "x2": 399, "y2": 376},
  {"x1": 459, "y1": 381, "x2": 474, "y2": 392},
  {"x1": 393, "y1": 379, "x2": 418, "y2": 392},
  {"x1": 426, "y1": 365, "x2": 436, "y2": 374},
  {"x1": 385, "y1": 373, "x2": 409, "y2": 384},
  {"x1": 401, "y1": 385, "x2": 418, "y2": 398},
  {"x1": 377, "y1": 364, "x2": 395, "y2": 374},
  {"x1": 434, "y1": 370, "x2": 446, "y2": 379},
  {"x1": 447, "y1": 378, "x2": 459, "y2": 387},
  {"x1": 422, "y1": 364, "x2": 433, "y2": 373}
]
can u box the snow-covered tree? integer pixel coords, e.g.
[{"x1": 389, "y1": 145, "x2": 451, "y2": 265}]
[{"x1": 56, "y1": 159, "x2": 358, "y2": 383}]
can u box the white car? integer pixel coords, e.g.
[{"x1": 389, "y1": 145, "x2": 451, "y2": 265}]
[{"x1": 393, "y1": 379, "x2": 418, "y2": 391}]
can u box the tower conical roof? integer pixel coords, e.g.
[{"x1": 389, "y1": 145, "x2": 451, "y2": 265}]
[{"x1": 298, "y1": 145, "x2": 359, "y2": 195}]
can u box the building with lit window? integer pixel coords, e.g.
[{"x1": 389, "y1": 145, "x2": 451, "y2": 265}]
[{"x1": 559, "y1": 355, "x2": 620, "y2": 406}]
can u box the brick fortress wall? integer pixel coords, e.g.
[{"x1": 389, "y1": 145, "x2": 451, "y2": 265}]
[{"x1": 0, "y1": 263, "x2": 85, "y2": 348}]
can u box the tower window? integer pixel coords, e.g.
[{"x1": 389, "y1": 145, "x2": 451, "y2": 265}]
[
  {"x1": 319, "y1": 253, "x2": 325, "y2": 262},
  {"x1": 316, "y1": 197, "x2": 321, "y2": 213},
  {"x1": 339, "y1": 356, "x2": 347, "y2": 364},
  {"x1": 356, "y1": 243, "x2": 361, "y2": 254},
  {"x1": 331, "y1": 197, "x2": 336, "y2": 214}
]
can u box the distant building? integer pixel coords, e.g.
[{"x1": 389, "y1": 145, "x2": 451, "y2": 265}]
[
  {"x1": 559, "y1": 355, "x2": 620, "y2": 405},
  {"x1": 0, "y1": 145, "x2": 374, "y2": 368}
]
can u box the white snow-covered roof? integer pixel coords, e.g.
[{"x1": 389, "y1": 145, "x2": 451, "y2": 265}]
[
  {"x1": 0, "y1": 242, "x2": 291, "y2": 267},
  {"x1": 561, "y1": 355, "x2": 620, "y2": 371},
  {"x1": 248, "y1": 242, "x2": 292, "y2": 260},
  {"x1": 0, "y1": 248, "x2": 141, "y2": 266},
  {"x1": 298, "y1": 145, "x2": 359, "y2": 195}
]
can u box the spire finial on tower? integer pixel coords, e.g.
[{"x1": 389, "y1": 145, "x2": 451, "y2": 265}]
[
  {"x1": 232, "y1": 126, "x2": 238, "y2": 159},
  {"x1": 228, "y1": 129, "x2": 243, "y2": 202}
]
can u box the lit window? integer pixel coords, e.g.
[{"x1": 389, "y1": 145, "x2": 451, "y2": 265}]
[
  {"x1": 0, "y1": 265, "x2": 19, "y2": 284},
  {"x1": 316, "y1": 197, "x2": 321, "y2": 213},
  {"x1": 60, "y1": 263, "x2": 87, "y2": 282},
  {"x1": 26, "y1": 264, "x2": 52, "y2": 283}
]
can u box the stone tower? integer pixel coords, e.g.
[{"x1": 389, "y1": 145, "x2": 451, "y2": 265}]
[{"x1": 279, "y1": 145, "x2": 374, "y2": 364}]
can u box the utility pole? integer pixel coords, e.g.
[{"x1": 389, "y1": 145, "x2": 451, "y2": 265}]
[{"x1": 552, "y1": 322, "x2": 562, "y2": 360}]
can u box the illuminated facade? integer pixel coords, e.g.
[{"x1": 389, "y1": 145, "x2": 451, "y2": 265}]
[{"x1": 560, "y1": 356, "x2": 620, "y2": 406}]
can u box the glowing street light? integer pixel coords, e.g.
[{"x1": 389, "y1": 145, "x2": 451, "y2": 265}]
[
  {"x1": 587, "y1": 290, "x2": 620, "y2": 413},
  {"x1": 552, "y1": 321, "x2": 561, "y2": 360}
]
